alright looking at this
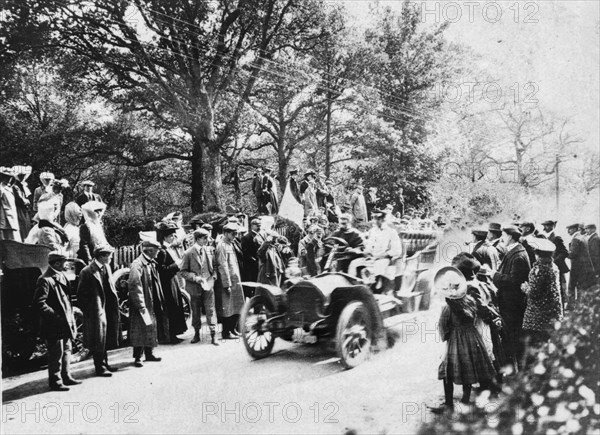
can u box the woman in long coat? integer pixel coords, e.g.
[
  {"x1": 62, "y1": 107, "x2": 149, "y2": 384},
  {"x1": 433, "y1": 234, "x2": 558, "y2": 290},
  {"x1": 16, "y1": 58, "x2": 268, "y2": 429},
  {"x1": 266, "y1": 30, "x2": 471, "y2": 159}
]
[
  {"x1": 78, "y1": 201, "x2": 108, "y2": 264},
  {"x1": 215, "y1": 224, "x2": 245, "y2": 339},
  {"x1": 156, "y1": 222, "x2": 188, "y2": 343},
  {"x1": 522, "y1": 239, "x2": 563, "y2": 352}
]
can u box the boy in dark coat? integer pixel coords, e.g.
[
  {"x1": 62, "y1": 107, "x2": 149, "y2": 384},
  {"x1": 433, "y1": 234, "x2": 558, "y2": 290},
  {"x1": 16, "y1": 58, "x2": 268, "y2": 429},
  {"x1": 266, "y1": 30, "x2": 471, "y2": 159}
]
[{"x1": 33, "y1": 252, "x2": 81, "y2": 391}]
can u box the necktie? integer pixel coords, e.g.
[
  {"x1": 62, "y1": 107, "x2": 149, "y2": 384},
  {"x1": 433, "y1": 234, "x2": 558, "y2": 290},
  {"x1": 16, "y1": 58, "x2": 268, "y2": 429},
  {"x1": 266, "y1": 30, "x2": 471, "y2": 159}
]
[{"x1": 203, "y1": 248, "x2": 213, "y2": 274}]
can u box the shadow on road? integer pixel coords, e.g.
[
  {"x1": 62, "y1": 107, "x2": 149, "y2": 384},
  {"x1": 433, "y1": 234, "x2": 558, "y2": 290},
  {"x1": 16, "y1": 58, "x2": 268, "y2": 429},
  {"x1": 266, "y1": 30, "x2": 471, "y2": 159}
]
[{"x1": 2, "y1": 360, "x2": 132, "y2": 403}]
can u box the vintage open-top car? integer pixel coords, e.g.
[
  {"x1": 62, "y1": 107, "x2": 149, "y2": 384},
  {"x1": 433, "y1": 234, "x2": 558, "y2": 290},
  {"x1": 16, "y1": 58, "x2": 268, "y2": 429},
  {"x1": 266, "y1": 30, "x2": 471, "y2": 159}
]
[{"x1": 240, "y1": 232, "x2": 439, "y2": 369}]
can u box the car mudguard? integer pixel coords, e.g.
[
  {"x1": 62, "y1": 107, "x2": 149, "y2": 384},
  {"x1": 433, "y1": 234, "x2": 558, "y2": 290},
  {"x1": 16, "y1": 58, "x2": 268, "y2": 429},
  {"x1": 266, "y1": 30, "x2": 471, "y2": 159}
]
[{"x1": 328, "y1": 285, "x2": 385, "y2": 345}]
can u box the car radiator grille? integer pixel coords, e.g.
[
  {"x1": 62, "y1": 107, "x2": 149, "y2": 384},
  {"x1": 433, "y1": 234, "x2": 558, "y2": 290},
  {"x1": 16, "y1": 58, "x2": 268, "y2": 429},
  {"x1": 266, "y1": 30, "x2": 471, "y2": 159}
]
[{"x1": 286, "y1": 285, "x2": 325, "y2": 324}]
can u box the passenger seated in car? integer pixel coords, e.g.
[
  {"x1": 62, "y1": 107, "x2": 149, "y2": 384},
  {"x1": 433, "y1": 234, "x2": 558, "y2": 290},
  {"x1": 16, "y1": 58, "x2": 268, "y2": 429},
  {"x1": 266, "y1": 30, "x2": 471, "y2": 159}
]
[{"x1": 324, "y1": 213, "x2": 364, "y2": 273}]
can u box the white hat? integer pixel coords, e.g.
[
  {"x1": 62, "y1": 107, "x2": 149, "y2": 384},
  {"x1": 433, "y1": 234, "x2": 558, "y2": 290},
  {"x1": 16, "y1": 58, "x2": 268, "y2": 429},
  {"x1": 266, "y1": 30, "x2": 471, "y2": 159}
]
[{"x1": 434, "y1": 266, "x2": 467, "y2": 300}]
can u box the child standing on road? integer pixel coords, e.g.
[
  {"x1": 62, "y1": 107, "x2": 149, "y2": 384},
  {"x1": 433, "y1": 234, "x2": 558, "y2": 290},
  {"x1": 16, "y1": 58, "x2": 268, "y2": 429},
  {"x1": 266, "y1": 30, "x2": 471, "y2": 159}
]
[{"x1": 431, "y1": 266, "x2": 497, "y2": 413}]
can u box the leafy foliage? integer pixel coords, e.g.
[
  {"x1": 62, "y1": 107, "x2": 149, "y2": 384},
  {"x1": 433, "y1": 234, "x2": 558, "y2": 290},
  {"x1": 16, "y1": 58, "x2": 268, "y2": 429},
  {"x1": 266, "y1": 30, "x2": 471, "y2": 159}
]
[{"x1": 419, "y1": 285, "x2": 600, "y2": 435}]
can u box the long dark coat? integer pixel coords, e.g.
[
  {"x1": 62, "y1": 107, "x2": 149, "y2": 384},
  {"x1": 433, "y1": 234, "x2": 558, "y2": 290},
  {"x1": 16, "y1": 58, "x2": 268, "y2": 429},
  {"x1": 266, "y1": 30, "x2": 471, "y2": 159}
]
[
  {"x1": 240, "y1": 231, "x2": 265, "y2": 282},
  {"x1": 588, "y1": 232, "x2": 600, "y2": 277},
  {"x1": 569, "y1": 232, "x2": 596, "y2": 291},
  {"x1": 128, "y1": 254, "x2": 167, "y2": 347},
  {"x1": 547, "y1": 231, "x2": 570, "y2": 274},
  {"x1": 493, "y1": 244, "x2": 531, "y2": 362},
  {"x1": 12, "y1": 181, "x2": 31, "y2": 237},
  {"x1": 77, "y1": 261, "x2": 121, "y2": 352},
  {"x1": 33, "y1": 267, "x2": 77, "y2": 341},
  {"x1": 156, "y1": 247, "x2": 187, "y2": 336}
]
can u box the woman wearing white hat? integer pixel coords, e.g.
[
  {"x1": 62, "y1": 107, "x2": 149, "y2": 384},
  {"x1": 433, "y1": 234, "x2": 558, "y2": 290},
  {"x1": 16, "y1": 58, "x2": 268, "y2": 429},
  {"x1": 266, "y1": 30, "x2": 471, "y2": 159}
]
[{"x1": 78, "y1": 201, "x2": 108, "y2": 264}]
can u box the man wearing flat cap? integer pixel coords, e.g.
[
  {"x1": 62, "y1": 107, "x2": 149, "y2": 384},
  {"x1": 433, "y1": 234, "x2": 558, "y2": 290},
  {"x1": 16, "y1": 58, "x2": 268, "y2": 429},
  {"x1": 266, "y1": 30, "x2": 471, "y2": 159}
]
[
  {"x1": 492, "y1": 225, "x2": 531, "y2": 369},
  {"x1": 585, "y1": 224, "x2": 600, "y2": 280},
  {"x1": 33, "y1": 252, "x2": 81, "y2": 391},
  {"x1": 180, "y1": 228, "x2": 219, "y2": 345},
  {"x1": 77, "y1": 244, "x2": 121, "y2": 376},
  {"x1": 76, "y1": 180, "x2": 102, "y2": 207},
  {"x1": 128, "y1": 240, "x2": 165, "y2": 367},
  {"x1": 566, "y1": 223, "x2": 596, "y2": 300},
  {"x1": 215, "y1": 223, "x2": 246, "y2": 339},
  {"x1": 364, "y1": 209, "x2": 402, "y2": 291},
  {"x1": 487, "y1": 222, "x2": 506, "y2": 260},
  {"x1": 471, "y1": 229, "x2": 500, "y2": 270}
]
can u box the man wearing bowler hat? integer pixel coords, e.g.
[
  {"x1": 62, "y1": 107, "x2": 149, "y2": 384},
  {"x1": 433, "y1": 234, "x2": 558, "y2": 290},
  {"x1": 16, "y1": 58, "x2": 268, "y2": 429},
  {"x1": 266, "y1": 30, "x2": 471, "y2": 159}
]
[
  {"x1": 34, "y1": 251, "x2": 82, "y2": 391},
  {"x1": 492, "y1": 225, "x2": 531, "y2": 369},
  {"x1": 76, "y1": 180, "x2": 103, "y2": 207},
  {"x1": 128, "y1": 240, "x2": 165, "y2": 367},
  {"x1": 487, "y1": 222, "x2": 506, "y2": 260},
  {"x1": 77, "y1": 244, "x2": 121, "y2": 376},
  {"x1": 566, "y1": 223, "x2": 595, "y2": 300}
]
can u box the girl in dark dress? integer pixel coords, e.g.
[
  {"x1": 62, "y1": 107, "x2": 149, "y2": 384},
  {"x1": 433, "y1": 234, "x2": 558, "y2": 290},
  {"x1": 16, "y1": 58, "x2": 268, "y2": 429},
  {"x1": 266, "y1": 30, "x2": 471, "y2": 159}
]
[
  {"x1": 156, "y1": 221, "x2": 188, "y2": 343},
  {"x1": 433, "y1": 266, "x2": 497, "y2": 412}
]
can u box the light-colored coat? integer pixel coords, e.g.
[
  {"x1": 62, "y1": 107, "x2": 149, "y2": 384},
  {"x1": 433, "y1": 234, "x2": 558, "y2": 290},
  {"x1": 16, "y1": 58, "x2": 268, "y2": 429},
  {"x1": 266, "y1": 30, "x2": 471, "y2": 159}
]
[
  {"x1": 350, "y1": 191, "x2": 368, "y2": 223},
  {"x1": 180, "y1": 244, "x2": 216, "y2": 296},
  {"x1": 128, "y1": 254, "x2": 163, "y2": 348},
  {"x1": 215, "y1": 240, "x2": 245, "y2": 317}
]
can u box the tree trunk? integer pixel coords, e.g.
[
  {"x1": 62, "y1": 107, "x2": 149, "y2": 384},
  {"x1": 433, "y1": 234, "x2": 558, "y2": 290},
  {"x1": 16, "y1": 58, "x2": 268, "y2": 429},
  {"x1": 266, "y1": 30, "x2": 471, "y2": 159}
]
[
  {"x1": 190, "y1": 135, "x2": 204, "y2": 213},
  {"x1": 203, "y1": 141, "x2": 224, "y2": 212},
  {"x1": 325, "y1": 93, "x2": 332, "y2": 178},
  {"x1": 233, "y1": 165, "x2": 241, "y2": 204},
  {"x1": 277, "y1": 132, "x2": 287, "y2": 197}
]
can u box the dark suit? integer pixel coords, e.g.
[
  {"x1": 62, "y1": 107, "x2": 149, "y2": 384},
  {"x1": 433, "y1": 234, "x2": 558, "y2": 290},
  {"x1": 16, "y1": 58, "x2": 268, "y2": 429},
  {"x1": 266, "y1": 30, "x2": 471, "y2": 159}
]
[
  {"x1": 75, "y1": 192, "x2": 102, "y2": 207},
  {"x1": 546, "y1": 230, "x2": 570, "y2": 308},
  {"x1": 546, "y1": 231, "x2": 569, "y2": 273},
  {"x1": 289, "y1": 177, "x2": 302, "y2": 204},
  {"x1": 77, "y1": 261, "x2": 121, "y2": 371},
  {"x1": 587, "y1": 232, "x2": 600, "y2": 278},
  {"x1": 493, "y1": 243, "x2": 531, "y2": 367},
  {"x1": 568, "y1": 232, "x2": 596, "y2": 297},
  {"x1": 33, "y1": 267, "x2": 78, "y2": 387},
  {"x1": 241, "y1": 231, "x2": 265, "y2": 283}
]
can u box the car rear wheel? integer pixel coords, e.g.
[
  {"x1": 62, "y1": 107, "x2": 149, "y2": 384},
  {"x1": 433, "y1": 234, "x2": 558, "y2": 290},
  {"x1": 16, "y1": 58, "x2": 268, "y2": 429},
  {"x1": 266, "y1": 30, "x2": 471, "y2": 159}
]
[
  {"x1": 336, "y1": 301, "x2": 372, "y2": 369},
  {"x1": 240, "y1": 296, "x2": 275, "y2": 359}
]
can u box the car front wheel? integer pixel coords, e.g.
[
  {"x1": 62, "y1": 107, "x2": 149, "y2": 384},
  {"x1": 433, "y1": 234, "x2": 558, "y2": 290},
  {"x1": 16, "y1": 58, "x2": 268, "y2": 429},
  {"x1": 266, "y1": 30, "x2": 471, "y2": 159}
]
[
  {"x1": 336, "y1": 301, "x2": 372, "y2": 369},
  {"x1": 240, "y1": 296, "x2": 275, "y2": 359}
]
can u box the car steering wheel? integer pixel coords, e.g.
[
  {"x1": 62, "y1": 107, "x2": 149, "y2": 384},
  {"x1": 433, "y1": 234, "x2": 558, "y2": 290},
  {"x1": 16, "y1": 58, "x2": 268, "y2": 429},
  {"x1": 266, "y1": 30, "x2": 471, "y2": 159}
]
[{"x1": 323, "y1": 237, "x2": 349, "y2": 248}]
